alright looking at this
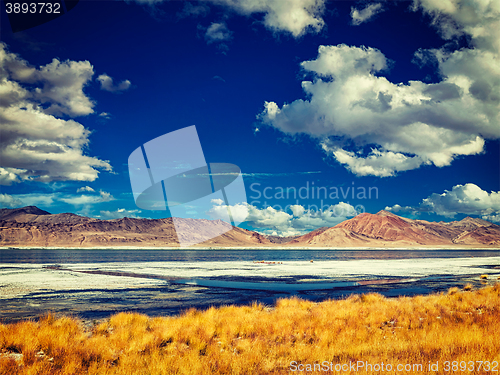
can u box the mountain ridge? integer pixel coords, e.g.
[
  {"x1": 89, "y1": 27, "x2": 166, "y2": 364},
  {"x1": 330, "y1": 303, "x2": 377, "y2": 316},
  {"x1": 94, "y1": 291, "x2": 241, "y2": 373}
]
[
  {"x1": 0, "y1": 206, "x2": 499, "y2": 248},
  {"x1": 289, "y1": 211, "x2": 500, "y2": 247}
]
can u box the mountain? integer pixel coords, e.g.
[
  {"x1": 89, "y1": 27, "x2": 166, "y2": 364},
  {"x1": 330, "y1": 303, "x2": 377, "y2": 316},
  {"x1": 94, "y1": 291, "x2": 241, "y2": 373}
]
[
  {"x1": 0, "y1": 207, "x2": 270, "y2": 247},
  {"x1": 452, "y1": 225, "x2": 500, "y2": 246},
  {"x1": 0, "y1": 206, "x2": 499, "y2": 248},
  {"x1": 265, "y1": 234, "x2": 301, "y2": 244},
  {"x1": 0, "y1": 206, "x2": 51, "y2": 221},
  {"x1": 287, "y1": 227, "x2": 374, "y2": 247},
  {"x1": 288, "y1": 210, "x2": 500, "y2": 247}
]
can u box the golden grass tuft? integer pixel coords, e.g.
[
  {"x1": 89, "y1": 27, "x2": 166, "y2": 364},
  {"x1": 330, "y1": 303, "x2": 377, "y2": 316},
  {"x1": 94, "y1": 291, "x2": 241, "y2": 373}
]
[
  {"x1": 480, "y1": 274, "x2": 488, "y2": 279},
  {"x1": 1, "y1": 284, "x2": 499, "y2": 374},
  {"x1": 463, "y1": 283, "x2": 473, "y2": 291}
]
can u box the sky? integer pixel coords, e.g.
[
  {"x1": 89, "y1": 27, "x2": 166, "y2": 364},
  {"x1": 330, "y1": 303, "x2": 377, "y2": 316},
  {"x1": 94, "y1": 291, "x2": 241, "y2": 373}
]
[{"x1": 0, "y1": 0, "x2": 499, "y2": 236}]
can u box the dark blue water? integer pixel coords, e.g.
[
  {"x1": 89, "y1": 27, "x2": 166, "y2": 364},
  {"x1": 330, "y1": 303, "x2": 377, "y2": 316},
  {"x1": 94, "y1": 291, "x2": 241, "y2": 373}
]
[
  {"x1": 1, "y1": 248, "x2": 499, "y2": 264},
  {"x1": 1, "y1": 248, "x2": 498, "y2": 323}
]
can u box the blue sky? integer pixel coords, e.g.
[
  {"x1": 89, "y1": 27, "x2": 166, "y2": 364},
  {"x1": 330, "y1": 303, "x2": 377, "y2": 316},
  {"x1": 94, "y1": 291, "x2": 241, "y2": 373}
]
[{"x1": 1, "y1": 0, "x2": 499, "y2": 236}]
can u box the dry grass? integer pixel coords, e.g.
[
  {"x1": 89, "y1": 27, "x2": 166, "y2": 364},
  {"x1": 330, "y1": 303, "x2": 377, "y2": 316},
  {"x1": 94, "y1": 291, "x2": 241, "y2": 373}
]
[
  {"x1": 463, "y1": 283, "x2": 473, "y2": 291},
  {"x1": 1, "y1": 284, "x2": 499, "y2": 374}
]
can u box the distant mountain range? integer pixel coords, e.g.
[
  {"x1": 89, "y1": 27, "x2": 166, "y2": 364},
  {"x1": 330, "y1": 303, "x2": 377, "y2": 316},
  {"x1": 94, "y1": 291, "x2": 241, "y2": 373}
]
[{"x1": 0, "y1": 206, "x2": 499, "y2": 248}]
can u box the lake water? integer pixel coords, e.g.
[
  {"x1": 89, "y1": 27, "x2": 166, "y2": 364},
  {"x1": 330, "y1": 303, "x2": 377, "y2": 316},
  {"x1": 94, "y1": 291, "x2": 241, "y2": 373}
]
[
  {"x1": 1, "y1": 248, "x2": 499, "y2": 323},
  {"x1": 1, "y1": 248, "x2": 500, "y2": 263}
]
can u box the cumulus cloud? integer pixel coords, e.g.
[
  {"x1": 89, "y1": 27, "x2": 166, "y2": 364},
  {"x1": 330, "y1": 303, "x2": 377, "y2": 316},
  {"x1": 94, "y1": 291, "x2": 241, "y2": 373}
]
[
  {"x1": 386, "y1": 183, "x2": 500, "y2": 222},
  {"x1": 97, "y1": 73, "x2": 131, "y2": 92},
  {"x1": 35, "y1": 59, "x2": 96, "y2": 116},
  {"x1": 0, "y1": 43, "x2": 112, "y2": 185},
  {"x1": 259, "y1": 0, "x2": 500, "y2": 177},
  {"x1": 0, "y1": 50, "x2": 96, "y2": 117},
  {"x1": 100, "y1": 208, "x2": 142, "y2": 219},
  {"x1": 322, "y1": 146, "x2": 425, "y2": 177},
  {"x1": 208, "y1": 200, "x2": 360, "y2": 236},
  {"x1": 0, "y1": 193, "x2": 23, "y2": 208},
  {"x1": 351, "y1": 3, "x2": 384, "y2": 25},
  {"x1": 76, "y1": 186, "x2": 95, "y2": 193},
  {"x1": 412, "y1": 0, "x2": 500, "y2": 51}
]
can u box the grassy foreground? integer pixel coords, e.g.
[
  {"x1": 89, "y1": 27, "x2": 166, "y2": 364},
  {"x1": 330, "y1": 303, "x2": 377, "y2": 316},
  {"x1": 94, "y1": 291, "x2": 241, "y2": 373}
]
[{"x1": 1, "y1": 283, "x2": 499, "y2": 374}]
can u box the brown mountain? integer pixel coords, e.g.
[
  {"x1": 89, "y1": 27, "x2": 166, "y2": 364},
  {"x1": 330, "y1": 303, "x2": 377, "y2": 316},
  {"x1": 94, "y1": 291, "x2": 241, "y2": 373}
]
[
  {"x1": 452, "y1": 225, "x2": 500, "y2": 246},
  {"x1": 287, "y1": 227, "x2": 374, "y2": 247},
  {"x1": 287, "y1": 210, "x2": 500, "y2": 247},
  {"x1": 0, "y1": 206, "x2": 51, "y2": 221},
  {"x1": 0, "y1": 207, "x2": 270, "y2": 247},
  {"x1": 0, "y1": 207, "x2": 499, "y2": 248}
]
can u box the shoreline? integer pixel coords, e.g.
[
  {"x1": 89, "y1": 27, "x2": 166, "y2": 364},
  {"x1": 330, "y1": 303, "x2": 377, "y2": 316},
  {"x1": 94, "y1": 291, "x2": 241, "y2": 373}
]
[{"x1": 2, "y1": 245, "x2": 500, "y2": 250}]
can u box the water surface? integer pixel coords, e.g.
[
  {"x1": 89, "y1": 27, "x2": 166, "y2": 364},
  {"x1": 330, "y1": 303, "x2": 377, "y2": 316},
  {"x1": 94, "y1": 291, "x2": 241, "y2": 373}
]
[{"x1": 1, "y1": 248, "x2": 499, "y2": 323}]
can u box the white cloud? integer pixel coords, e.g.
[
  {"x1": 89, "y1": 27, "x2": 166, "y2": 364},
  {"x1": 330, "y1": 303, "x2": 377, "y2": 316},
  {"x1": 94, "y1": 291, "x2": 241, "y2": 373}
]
[
  {"x1": 289, "y1": 204, "x2": 305, "y2": 217},
  {"x1": 482, "y1": 214, "x2": 500, "y2": 223},
  {"x1": 0, "y1": 43, "x2": 112, "y2": 185},
  {"x1": 0, "y1": 193, "x2": 56, "y2": 207},
  {"x1": 100, "y1": 208, "x2": 142, "y2": 219},
  {"x1": 386, "y1": 183, "x2": 500, "y2": 222},
  {"x1": 130, "y1": 0, "x2": 326, "y2": 38},
  {"x1": 412, "y1": 0, "x2": 500, "y2": 52},
  {"x1": 259, "y1": 39, "x2": 498, "y2": 176},
  {"x1": 204, "y1": 22, "x2": 232, "y2": 44},
  {"x1": 351, "y1": 3, "x2": 384, "y2": 25},
  {"x1": 97, "y1": 73, "x2": 131, "y2": 92},
  {"x1": 76, "y1": 186, "x2": 95, "y2": 193},
  {"x1": 260, "y1": 1, "x2": 500, "y2": 177},
  {"x1": 0, "y1": 193, "x2": 23, "y2": 208},
  {"x1": 0, "y1": 190, "x2": 114, "y2": 208},
  {"x1": 0, "y1": 167, "x2": 27, "y2": 185},
  {"x1": 220, "y1": 0, "x2": 326, "y2": 37},
  {"x1": 208, "y1": 200, "x2": 359, "y2": 236},
  {"x1": 35, "y1": 59, "x2": 96, "y2": 116},
  {"x1": 384, "y1": 204, "x2": 419, "y2": 216},
  {"x1": 322, "y1": 146, "x2": 425, "y2": 177},
  {"x1": 0, "y1": 47, "x2": 96, "y2": 117},
  {"x1": 60, "y1": 190, "x2": 114, "y2": 205}
]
